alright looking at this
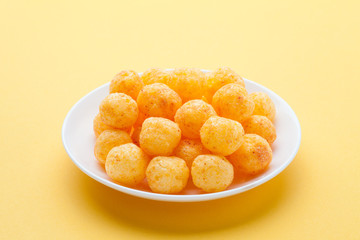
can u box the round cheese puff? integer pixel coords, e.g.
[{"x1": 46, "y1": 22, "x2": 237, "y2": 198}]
[
  {"x1": 94, "y1": 129, "x2": 132, "y2": 164},
  {"x1": 140, "y1": 117, "x2": 181, "y2": 156},
  {"x1": 212, "y1": 83, "x2": 255, "y2": 122},
  {"x1": 191, "y1": 154, "x2": 234, "y2": 192},
  {"x1": 141, "y1": 68, "x2": 172, "y2": 85},
  {"x1": 99, "y1": 93, "x2": 138, "y2": 129},
  {"x1": 137, "y1": 83, "x2": 182, "y2": 120},
  {"x1": 167, "y1": 68, "x2": 205, "y2": 102},
  {"x1": 173, "y1": 139, "x2": 210, "y2": 168},
  {"x1": 200, "y1": 116, "x2": 244, "y2": 156},
  {"x1": 205, "y1": 67, "x2": 245, "y2": 100},
  {"x1": 174, "y1": 100, "x2": 217, "y2": 139},
  {"x1": 249, "y1": 92, "x2": 276, "y2": 122},
  {"x1": 242, "y1": 115, "x2": 277, "y2": 144},
  {"x1": 131, "y1": 126, "x2": 141, "y2": 145},
  {"x1": 109, "y1": 70, "x2": 144, "y2": 100},
  {"x1": 93, "y1": 113, "x2": 117, "y2": 138},
  {"x1": 146, "y1": 156, "x2": 189, "y2": 194},
  {"x1": 228, "y1": 134, "x2": 272, "y2": 175},
  {"x1": 105, "y1": 143, "x2": 150, "y2": 186}
]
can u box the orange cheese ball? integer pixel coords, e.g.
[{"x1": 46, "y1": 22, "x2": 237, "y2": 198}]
[
  {"x1": 131, "y1": 126, "x2": 142, "y2": 145},
  {"x1": 249, "y1": 92, "x2": 276, "y2": 122},
  {"x1": 99, "y1": 93, "x2": 138, "y2": 129},
  {"x1": 228, "y1": 134, "x2": 272, "y2": 175},
  {"x1": 167, "y1": 68, "x2": 205, "y2": 102},
  {"x1": 93, "y1": 113, "x2": 117, "y2": 138},
  {"x1": 205, "y1": 67, "x2": 245, "y2": 101},
  {"x1": 191, "y1": 154, "x2": 234, "y2": 192},
  {"x1": 174, "y1": 100, "x2": 217, "y2": 139},
  {"x1": 146, "y1": 156, "x2": 189, "y2": 194},
  {"x1": 109, "y1": 70, "x2": 144, "y2": 100},
  {"x1": 242, "y1": 115, "x2": 277, "y2": 144},
  {"x1": 173, "y1": 139, "x2": 210, "y2": 168},
  {"x1": 137, "y1": 83, "x2": 182, "y2": 120},
  {"x1": 94, "y1": 129, "x2": 132, "y2": 164},
  {"x1": 139, "y1": 117, "x2": 181, "y2": 156},
  {"x1": 212, "y1": 83, "x2": 255, "y2": 123},
  {"x1": 105, "y1": 143, "x2": 150, "y2": 186},
  {"x1": 200, "y1": 116, "x2": 244, "y2": 156},
  {"x1": 141, "y1": 68, "x2": 172, "y2": 85}
]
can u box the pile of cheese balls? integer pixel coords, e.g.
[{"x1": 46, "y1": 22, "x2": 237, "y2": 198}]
[{"x1": 93, "y1": 67, "x2": 276, "y2": 194}]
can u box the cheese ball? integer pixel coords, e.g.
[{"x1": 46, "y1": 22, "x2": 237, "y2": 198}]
[
  {"x1": 99, "y1": 93, "x2": 138, "y2": 129},
  {"x1": 249, "y1": 92, "x2": 276, "y2": 122},
  {"x1": 140, "y1": 117, "x2": 181, "y2": 156},
  {"x1": 212, "y1": 83, "x2": 255, "y2": 123},
  {"x1": 137, "y1": 83, "x2": 182, "y2": 120},
  {"x1": 141, "y1": 68, "x2": 172, "y2": 85},
  {"x1": 94, "y1": 129, "x2": 132, "y2": 164},
  {"x1": 109, "y1": 70, "x2": 144, "y2": 100},
  {"x1": 174, "y1": 100, "x2": 217, "y2": 139},
  {"x1": 228, "y1": 134, "x2": 272, "y2": 175},
  {"x1": 173, "y1": 139, "x2": 210, "y2": 168},
  {"x1": 146, "y1": 156, "x2": 189, "y2": 194},
  {"x1": 205, "y1": 67, "x2": 245, "y2": 101},
  {"x1": 93, "y1": 113, "x2": 117, "y2": 138},
  {"x1": 191, "y1": 154, "x2": 234, "y2": 192},
  {"x1": 167, "y1": 68, "x2": 205, "y2": 102},
  {"x1": 105, "y1": 143, "x2": 150, "y2": 186},
  {"x1": 242, "y1": 115, "x2": 277, "y2": 144},
  {"x1": 131, "y1": 126, "x2": 141, "y2": 145},
  {"x1": 200, "y1": 116, "x2": 244, "y2": 156}
]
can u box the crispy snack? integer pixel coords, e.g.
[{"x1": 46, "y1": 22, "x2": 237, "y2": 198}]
[
  {"x1": 242, "y1": 115, "x2": 276, "y2": 144},
  {"x1": 109, "y1": 70, "x2": 144, "y2": 100},
  {"x1": 249, "y1": 92, "x2": 276, "y2": 122},
  {"x1": 99, "y1": 93, "x2": 138, "y2": 129},
  {"x1": 174, "y1": 100, "x2": 217, "y2": 139},
  {"x1": 133, "y1": 111, "x2": 149, "y2": 127},
  {"x1": 141, "y1": 68, "x2": 172, "y2": 85},
  {"x1": 200, "y1": 116, "x2": 244, "y2": 156},
  {"x1": 146, "y1": 156, "x2": 189, "y2": 194},
  {"x1": 228, "y1": 134, "x2": 272, "y2": 175},
  {"x1": 173, "y1": 139, "x2": 209, "y2": 168},
  {"x1": 94, "y1": 129, "x2": 132, "y2": 164},
  {"x1": 105, "y1": 143, "x2": 150, "y2": 186},
  {"x1": 93, "y1": 113, "x2": 117, "y2": 138},
  {"x1": 191, "y1": 154, "x2": 234, "y2": 192},
  {"x1": 131, "y1": 126, "x2": 142, "y2": 145},
  {"x1": 139, "y1": 117, "x2": 181, "y2": 156}
]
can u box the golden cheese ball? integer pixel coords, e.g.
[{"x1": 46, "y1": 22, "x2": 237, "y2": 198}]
[
  {"x1": 140, "y1": 117, "x2": 181, "y2": 156},
  {"x1": 105, "y1": 143, "x2": 150, "y2": 186},
  {"x1": 109, "y1": 70, "x2": 144, "y2": 100},
  {"x1": 191, "y1": 154, "x2": 234, "y2": 192},
  {"x1": 137, "y1": 83, "x2": 182, "y2": 120},
  {"x1": 174, "y1": 100, "x2": 217, "y2": 139},
  {"x1": 212, "y1": 83, "x2": 255, "y2": 122},
  {"x1": 228, "y1": 134, "x2": 272, "y2": 175},
  {"x1": 242, "y1": 115, "x2": 277, "y2": 144},
  {"x1": 205, "y1": 67, "x2": 245, "y2": 101},
  {"x1": 200, "y1": 116, "x2": 244, "y2": 156},
  {"x1": 173, "y1": 139, "x2": 210, "y2": 168},
  {"x1": 131, "y1": 126, "x2": 141, "y2": 145},
  {"x1": 146, "y1": 156, "x2": 189, "y2": 194},
  {"x1": 94, "y1": 129, "x2": 132, "y2": 164},
  {"x1": 167, "y1": 68, "x2": 205, "y2": 102},
  {"x1": 93, "y1": 113, "x2": 117, "y2": 138},
  {"x1": 249, "y1": 92, "x2": 276, "y2": 122},
  {"x1": 99, "y1": 93, "x2": 138, "y2": 129},
  {"x1": 141, "y1": 68, "x2": 172, "y2": 85}
]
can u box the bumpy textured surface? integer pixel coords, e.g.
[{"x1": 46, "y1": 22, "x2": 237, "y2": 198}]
[
  {"x1": 109, "y1": 70, "x2": 144, "y2": 100},
  {"x1": 173, "y1": 139, "x2": 209, "y2": 168},
  {"x1": 242, "y1": 115, "x2": 277, "y2": 144},
  {"x1": 212, "y1": 83, "x2": 255, "y2": 123},
  {"x1": 146, "y1": 156, "x2": 189, "y2": 194},
  {"x1": 249, "y1": 92, "x2": 276, "y2": 122},
  {"x1": 191, "y1": 154, "x2": 234, "y2": 192},
  {"x1": 99, "y1": 93, "x2": 138, "y2": 129},
  {"x1": 93, "y1": 113, "x2": 118, "y2": 138},
  {"x1": 105, "y1": 143, "x2": 150, "y2": 186},
  {"x1": 137, "y1": 83, "x2": 182, "y2": 120},
  {"x1": 139, "y1": 117, "x2": 181, "y2": 156},
  {"x1": 228, "y1": 134, "x2": 272, "y2": 175},
  {"x1": 141, "y1": 68, "x2": 172, "y2": 85},
  {"x1": 174, "y1": 100, "x2": 217, "y2": 139},
  {"x1": 94, "y1": 129, "x2": 132, "y2": 164},
  {"x1": 200, "y1": 116, "x2": 244, "y2": 156}
]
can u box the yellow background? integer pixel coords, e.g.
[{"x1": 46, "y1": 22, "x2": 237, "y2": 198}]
[{"x1": 1, "y1": 0, "x2": 359, "y2": 239}]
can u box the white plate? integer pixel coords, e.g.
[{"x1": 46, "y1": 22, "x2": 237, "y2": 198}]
[{"x1": 62, "y1": 72, "x2": 301, "y2": 202}]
